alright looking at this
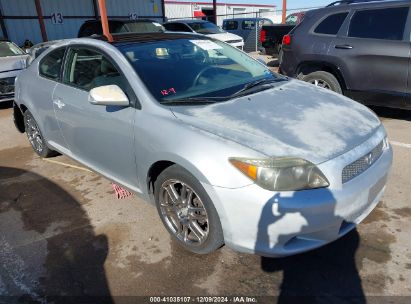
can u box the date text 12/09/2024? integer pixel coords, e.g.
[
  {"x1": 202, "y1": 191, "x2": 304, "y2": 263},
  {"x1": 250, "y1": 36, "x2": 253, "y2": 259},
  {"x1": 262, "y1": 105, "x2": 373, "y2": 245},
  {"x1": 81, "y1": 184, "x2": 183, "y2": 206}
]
[{"x1": 149, "y1": 296, "x2": 258, "y2": 303}]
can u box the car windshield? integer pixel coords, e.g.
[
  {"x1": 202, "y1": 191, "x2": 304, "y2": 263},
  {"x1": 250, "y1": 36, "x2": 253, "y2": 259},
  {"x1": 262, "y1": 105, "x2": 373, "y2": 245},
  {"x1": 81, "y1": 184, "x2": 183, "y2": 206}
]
[
  {"x1": 118, "y1": 37, "x2": 281, "y2": 103},
  {"x1": 189, "y1": 22, "x2": 224, "y2": 34},
  {"x1": 125, "y1": 21, "x2": 165, "y2": 33},
  {"x1": 0, "y1": 42, "x2": 25, "y2": 57}
]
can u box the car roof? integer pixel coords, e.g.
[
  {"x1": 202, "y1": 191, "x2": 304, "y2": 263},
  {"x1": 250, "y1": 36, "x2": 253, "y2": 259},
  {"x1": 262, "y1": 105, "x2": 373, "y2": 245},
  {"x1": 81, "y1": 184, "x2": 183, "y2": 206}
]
[
  {"x1": 91, "y1": 32, "x2": 206, "y2": 44},
  {"x1": 326, "y1": 0, "x2": 410, "y2": 7},
  {"x1": 165, "y1": 19, "x2": 209, "y2": 24},
  {"x1": 83, "y1": 19, "x2": 157, "y2": 24},
  {"x1": 222, "y1": 17, "x2": 270, "y2": 21},
  {"x1": 303, "y1": 0, "x2": 410, "y2": 20}
]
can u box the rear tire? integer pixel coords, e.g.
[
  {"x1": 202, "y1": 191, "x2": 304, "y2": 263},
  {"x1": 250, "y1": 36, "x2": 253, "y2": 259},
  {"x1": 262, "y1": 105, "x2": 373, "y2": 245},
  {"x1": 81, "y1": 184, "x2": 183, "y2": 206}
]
[
  {"x1": 154, "y1": 165, "x2": 224, "y2": 254},
  {"x1": 302, "y1": 71, "x2": 342, "y2": 94},
  {"x1": 24, "y1": 110, "x2": 58, "y2": 158}
]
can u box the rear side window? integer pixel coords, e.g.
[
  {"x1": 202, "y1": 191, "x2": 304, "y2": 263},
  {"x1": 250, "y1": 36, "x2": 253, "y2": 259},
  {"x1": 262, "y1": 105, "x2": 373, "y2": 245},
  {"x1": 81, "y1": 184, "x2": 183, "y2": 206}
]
[
  {"x1": 348, "y1": 7, "x2": 409, "y2": 41},
  {"x1": 223, "y1": 20, "x2": 238, "y2": 30},
  {"x1": 242, "y1": 20, "x2": 255, "y2": 30},
  {"x1": 314, "y1": 12, "x2": 348, "y2": 35},
  {"x1": 39, "y1": 48, "x2": 66, "y2": 80}
]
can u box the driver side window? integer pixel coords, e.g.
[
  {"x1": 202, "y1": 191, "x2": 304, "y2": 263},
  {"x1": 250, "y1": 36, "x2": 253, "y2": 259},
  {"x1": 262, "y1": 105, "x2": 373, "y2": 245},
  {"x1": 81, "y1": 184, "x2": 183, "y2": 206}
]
[{"x1": 63, "y1": 47, "x2": 127, "y2": 93}]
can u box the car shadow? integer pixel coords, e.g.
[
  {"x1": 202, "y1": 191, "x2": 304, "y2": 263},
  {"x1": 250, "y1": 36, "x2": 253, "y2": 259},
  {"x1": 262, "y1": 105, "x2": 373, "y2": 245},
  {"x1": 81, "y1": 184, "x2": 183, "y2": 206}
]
[
  {"x1": 369, "y1": 106, "x2": 411, "y2": 122},
  {"x1": 256, "y1": 191, "x2": 366, "y2": 303},
  {"x1": 0, "y1": 166, "x2": 113, "y2": 304}
]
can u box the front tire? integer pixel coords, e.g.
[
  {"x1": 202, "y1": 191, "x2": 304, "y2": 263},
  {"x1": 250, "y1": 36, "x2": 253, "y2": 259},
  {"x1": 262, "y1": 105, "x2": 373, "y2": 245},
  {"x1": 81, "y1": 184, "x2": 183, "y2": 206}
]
[
  {"x1": 24, "y1": 110, "x2": 58, "y2": 158},
  {"x1": 302, "y1": 71, "x2": 342, "y2": 94},
  {"x1": 154, "y1": 165, "x2": 224, "y2": 254}
]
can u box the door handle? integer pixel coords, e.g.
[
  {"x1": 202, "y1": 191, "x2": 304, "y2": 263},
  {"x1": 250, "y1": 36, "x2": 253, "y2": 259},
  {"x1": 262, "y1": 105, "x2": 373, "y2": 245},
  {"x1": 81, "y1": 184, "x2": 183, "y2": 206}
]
[
  {"x1": 335, "y1": 44, "x2": 353, "y2": 50},
  {"x1": 53, "y1": 98, "x2": 65, "y2": 109}
]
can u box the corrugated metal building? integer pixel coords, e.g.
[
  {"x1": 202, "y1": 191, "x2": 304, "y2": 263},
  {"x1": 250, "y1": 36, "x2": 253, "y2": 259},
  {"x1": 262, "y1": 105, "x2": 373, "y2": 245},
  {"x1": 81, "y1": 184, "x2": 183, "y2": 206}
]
[
  {"x1": 0, "y1": 0, "x2": 165, "y2": 46},
  {"x1": 165, "y1": 1, "x2": 277, "y2": 26}
]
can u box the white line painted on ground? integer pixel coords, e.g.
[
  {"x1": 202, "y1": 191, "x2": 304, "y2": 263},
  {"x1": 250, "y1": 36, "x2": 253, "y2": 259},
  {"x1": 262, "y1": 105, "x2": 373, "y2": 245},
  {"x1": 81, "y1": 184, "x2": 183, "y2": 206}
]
[
  {"x1": 42, "y1": 158, "x2": 93, "y2": 173},
  {"x1": 390, "y1": 141, "x2": 411, "y2": 149}
]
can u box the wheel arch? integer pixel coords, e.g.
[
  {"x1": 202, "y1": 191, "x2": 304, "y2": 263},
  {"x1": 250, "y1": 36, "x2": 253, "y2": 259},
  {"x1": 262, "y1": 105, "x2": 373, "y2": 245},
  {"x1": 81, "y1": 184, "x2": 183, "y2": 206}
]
[
  {"x1": 13, "y1": 102, "x2": 27, "y2": 133},
  {"x1": 296, "y1": 61, "x2": 347, "y2": 90},
  {"x1": 145, "y1": 157, "x2": 213, "y2": 198}
]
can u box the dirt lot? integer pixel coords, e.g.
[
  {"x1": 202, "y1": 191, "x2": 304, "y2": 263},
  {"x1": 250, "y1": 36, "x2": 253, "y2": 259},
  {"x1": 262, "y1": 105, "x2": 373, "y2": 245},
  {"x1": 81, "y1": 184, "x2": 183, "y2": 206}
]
[{"x1": 0, "y1": 98, "x2": 410, "y2": 303}]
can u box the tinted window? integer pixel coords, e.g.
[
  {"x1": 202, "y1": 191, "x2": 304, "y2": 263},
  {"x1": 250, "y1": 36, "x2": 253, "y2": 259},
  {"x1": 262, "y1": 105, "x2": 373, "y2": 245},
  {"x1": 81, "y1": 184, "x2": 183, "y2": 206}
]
[
  {"x1": 78, "y1": 22, "x2": 102, "y2": 37},
  {"x1": 242, "y1": 20, "x2": 255, "y2": 30},
  {"x1": 349, "y1": 7, "x2": 409, "y2": 40},
  {"x1": 189, "y1": 22, "x2": 223, "y2": 34},
  {"x1": 39, "y1": 48, "x2": 66, "y2": 80},
  {"x1": 223, "y1": 20, "x2": 238, "y2": 30},
  {"x1": 125, "y1": 21, "x2": 165, "y2": 33},
  {"x1": 164, "y1": 23, "x2": 192, "y2": 32},
  {"x1": 63, "y1": 48, "x2": 127, "y2": 92},
  {"x1": 314, "y1": 12, "x2": 348, "y2": 35}
]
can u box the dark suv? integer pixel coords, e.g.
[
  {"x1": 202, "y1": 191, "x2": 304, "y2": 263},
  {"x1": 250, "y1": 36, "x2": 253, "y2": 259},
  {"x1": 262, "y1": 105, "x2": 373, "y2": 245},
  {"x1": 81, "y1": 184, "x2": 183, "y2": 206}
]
[
  {"x1": 280, "y1": 0, "x2": 411, "y2": 110},
  {"x1": 78, "y1": 19, "x2": 165, "y2": 37}
]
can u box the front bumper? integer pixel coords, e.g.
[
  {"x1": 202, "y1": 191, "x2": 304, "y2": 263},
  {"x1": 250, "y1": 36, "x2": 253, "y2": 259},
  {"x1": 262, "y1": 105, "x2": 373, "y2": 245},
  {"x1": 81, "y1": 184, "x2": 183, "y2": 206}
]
[
  {"x1": 0, "y1": 75, "x2": 17, "y2": 103},
  {"x1": 202, "y1": 127, "x2": 393, "y2": 257}
]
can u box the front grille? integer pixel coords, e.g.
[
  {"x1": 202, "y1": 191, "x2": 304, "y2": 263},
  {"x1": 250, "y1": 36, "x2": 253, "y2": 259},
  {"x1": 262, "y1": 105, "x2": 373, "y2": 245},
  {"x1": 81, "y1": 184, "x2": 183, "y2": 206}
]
[
  {"x1": 0, "y1": 77, "x2": 16, "y2": 95},
  {"x1": 226, "y1": 39, "x2": 242, "y2": 44},
  {"x1": 342, "y1": 140, "x2": 384, "y2": 183}
]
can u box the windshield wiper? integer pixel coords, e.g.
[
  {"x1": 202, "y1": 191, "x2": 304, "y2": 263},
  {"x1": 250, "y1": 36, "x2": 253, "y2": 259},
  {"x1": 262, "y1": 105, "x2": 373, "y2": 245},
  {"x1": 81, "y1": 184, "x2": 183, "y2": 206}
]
[
  {"x1": 230, "y1": 78, "x2": 287, "y2": 98},
  {"x1": 161, "y1": 78, "x2": 288, "y2": 105},
  {"x1": 160, "y1": 96, "x2": 226, "y2": 105}
]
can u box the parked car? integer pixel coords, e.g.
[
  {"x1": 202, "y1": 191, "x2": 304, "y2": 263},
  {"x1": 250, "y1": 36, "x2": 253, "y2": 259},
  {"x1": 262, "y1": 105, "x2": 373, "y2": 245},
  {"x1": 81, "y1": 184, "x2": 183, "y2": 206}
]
[
  {"x1": 280, "y1": 0, "x2": 411, "y2": 110},
  {"x1": 0, "y1": 40, "x2": 27, "y2": 103},
  {"x1": 163, "y1": 20, "x2": 244, "y2": 49},
  {"x1": 78, "y1": 19, "x2": 165, "y2": 37},
  {"x1": 260, "y1": 12, "x2": 305, "y2": 56},
  {"x1": 26, "y1": 40, "x2": 62, "y2": 66},
  {"x1": 14, "y1": 33, "x2": 392, "y2": 257},
  {"x1": 222, "y1": 17, "x2": 273, "y2": 52}
]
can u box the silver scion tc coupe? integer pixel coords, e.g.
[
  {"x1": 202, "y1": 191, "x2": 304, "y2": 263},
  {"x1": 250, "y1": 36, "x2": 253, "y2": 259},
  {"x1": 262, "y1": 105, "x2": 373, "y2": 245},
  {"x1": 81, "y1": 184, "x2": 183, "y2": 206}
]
[{"x1": 13, "y1": 33, "x2": 393, "y2": 257}]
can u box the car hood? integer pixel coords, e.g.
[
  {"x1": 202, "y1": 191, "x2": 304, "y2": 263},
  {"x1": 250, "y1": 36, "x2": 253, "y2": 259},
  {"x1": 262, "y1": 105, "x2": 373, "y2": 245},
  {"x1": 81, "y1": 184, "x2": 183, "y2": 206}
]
[
  {"x1": 171, "y1": 80, "x2": 381, "y2": 164},
  {"x1": 207, "y1": 32, "x2": 243, "y2": 42},
  {"x1": 0, "y1": 55, "x2": 27, "y2": 73}
]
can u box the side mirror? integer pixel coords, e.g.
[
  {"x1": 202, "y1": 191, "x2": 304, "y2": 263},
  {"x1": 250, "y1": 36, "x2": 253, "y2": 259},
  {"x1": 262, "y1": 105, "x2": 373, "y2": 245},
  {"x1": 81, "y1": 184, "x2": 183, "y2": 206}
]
[{"x1": 89, "y1": 85, "x2": 129, "y2": 106}]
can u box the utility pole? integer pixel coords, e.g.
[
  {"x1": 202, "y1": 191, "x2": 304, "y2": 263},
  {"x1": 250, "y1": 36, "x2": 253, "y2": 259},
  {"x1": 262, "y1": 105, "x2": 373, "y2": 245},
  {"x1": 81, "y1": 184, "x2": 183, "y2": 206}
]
[
  {"x1": 98, "y1": 0, "x2": 113, "y2": 42},
  {"x1": 213, "y1": 0, "x2": 217, "y2": 24},
  {"x1": 282, "y1": 0, "x2": 287, "y2": 24}
]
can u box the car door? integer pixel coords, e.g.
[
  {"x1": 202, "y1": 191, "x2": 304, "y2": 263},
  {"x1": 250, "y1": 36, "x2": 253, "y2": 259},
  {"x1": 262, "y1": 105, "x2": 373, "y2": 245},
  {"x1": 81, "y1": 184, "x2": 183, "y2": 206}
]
[
  {"x1": 52, "y1": 46, "x2": 139, "y2": 188},
  {"x1": 330, "y1": 6, "x2": 410, "y2": 108},
  {"x1": 35, "y1": 47, "x2": 68, "y2": 147}
]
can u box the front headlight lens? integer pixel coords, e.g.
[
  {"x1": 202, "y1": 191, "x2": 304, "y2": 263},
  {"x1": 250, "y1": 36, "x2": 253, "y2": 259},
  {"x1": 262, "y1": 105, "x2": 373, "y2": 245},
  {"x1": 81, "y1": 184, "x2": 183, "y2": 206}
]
[{"x1": 229, "y1": 157, "x2": 329, "y2": 191}]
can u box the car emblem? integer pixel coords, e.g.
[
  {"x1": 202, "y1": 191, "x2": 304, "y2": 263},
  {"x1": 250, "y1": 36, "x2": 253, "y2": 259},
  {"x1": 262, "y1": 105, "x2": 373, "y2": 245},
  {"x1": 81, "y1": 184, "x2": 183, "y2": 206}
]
[{"x1": 365, "y1": 153, "x2": 373, "y2": 165}]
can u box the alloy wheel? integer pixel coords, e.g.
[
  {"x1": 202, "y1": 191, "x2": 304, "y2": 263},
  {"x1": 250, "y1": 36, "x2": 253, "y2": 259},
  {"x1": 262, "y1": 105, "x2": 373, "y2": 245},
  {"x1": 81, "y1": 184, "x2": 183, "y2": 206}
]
[
  {"x1": 25, "y1": 115, "x2": 44, "y2": 154},
  {"x1": 309, "y1": 79, "x2": 332, "y2": 90},
  {"x1": 159, "y1": 180, "x2": 209, "y2": 246}
]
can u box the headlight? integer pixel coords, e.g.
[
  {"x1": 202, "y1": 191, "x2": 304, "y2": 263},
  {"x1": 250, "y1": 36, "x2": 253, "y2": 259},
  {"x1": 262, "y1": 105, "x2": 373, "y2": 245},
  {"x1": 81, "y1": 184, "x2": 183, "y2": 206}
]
[{"x1": 229, "y1": 157, "x2": 329, "y2": 191}]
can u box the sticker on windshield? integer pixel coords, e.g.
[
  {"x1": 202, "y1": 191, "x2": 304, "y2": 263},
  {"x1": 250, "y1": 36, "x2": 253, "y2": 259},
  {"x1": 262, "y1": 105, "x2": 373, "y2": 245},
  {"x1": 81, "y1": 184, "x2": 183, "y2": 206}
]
[
  {"x1": 161, "y1": 88, "x2": 176, "y2": 96},
  {"x1": 153, "y1": 22, "x2": 162, "y2": 27},
  {"x1": 190, "y1": 40, "x2": 222, "y2": 50}
]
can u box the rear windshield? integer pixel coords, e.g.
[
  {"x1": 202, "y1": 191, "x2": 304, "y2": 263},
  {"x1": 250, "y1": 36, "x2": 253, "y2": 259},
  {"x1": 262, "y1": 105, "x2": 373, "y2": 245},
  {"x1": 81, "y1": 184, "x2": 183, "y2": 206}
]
[
  {"x1": 189, "y1": 22, "x2": 224, "y2": 34},
  {"x1": 0, "y1": 42, "x2": 24, "y2": 57},
  {"x1": 124, "y1": 21, "x2": 165, "y2": 33}
]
